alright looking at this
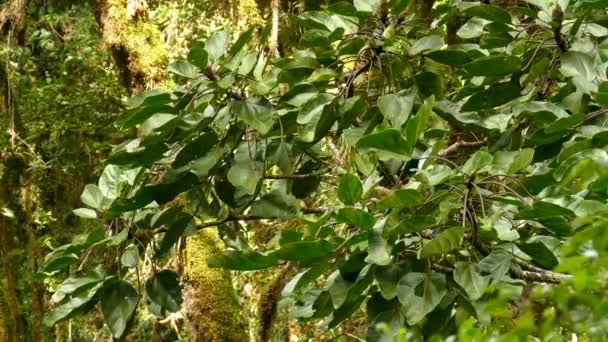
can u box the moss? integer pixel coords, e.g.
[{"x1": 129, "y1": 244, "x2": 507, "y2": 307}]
[
  {"x1": 183, "y1": 229, "x2": 247, "y2": 342},
  {"x1": 96, "y1": 0, "x2": 168, "y2": 92}
]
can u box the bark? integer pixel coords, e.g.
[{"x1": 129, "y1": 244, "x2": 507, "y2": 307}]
[
  {"x1": 269, "y1": 0, "x2": 280, "y2": 58},
  {"x1": 416, "y1": 0, "x2": 435, "y2": 26},
  {"x1": 90, "y1": 0, "x2": 167, "y2": 93},
  {"x1": 183, "y1": 229, "x2": 247, "y2": 342},
  {"x1": 0, "y1": 0, "x2": 28, "y2": 45}
]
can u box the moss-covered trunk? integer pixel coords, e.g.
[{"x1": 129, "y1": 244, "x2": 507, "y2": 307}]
[
  {"x1": 183, "y1": 229, "x2": 247, "y2": 342},
  {"x1": 90, "y1": 0, "x2": 167, "y2": 93}
]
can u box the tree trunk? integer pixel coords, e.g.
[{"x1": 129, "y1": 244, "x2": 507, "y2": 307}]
[
  {"x1": 183, "y1": 229, "x2": 247, "y2": 342},
  {"x1": 0, "y1": 0, "x2": 28, "y2": 45},
  {"x1": 89, "y1": 0, "x2": 168, "y2": 93}
]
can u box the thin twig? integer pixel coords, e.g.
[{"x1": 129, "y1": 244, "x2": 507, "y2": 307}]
[{"x1": 438, "y1": 138, "x2": 488, "y2": 157}]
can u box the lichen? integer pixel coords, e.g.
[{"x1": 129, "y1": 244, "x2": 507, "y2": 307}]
[{"x1": 183, "y1": 229, "x2": 247, "y2": 342}]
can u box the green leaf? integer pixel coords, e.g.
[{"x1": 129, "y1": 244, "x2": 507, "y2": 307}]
[
  {"x1": 354, "y1": 0, "x2": 380, "y2": 12},
  {"x1": 73, "y1": 208, "x2": 97, "y2": 219},
  {"x1": 426, "y1": 50, "x2": 471, "y2": 66},
  {"x1": 454, "y1": 262, "x2": 488, "y2": 300},
  {"x1": 377, "y1": 93, "x2": 414, "y2": 128},
  {"x1": 514, "y1": 201, "x2": 575, "y2": 220},
  {"x1": 168, "y1": 59, "x2": 197, "y2": 78},
  {"x1": 250, "y1": 190, "x2": 299, "y2": 218},
  {"x1": 595, "y1": 81, "x2": 608, "y2": 106},
  {"x1": 519, "y1": 237, "x2": 559, "y2": 269},
  {"x1": 145, "y1": 270, "x2": 183, "y2": 313},
  {"x1": 406, "y1": 95, "x2": 434, "y2": 151},
  {"x1": 51, "y1": 269, "x2": 105, "y2": 303},
  {"x1": 376, "y1": 189, "x2": 423, "y2": 211},
  {"x1": 173, "y1": 131, "x2": 219, "y2": 168},
  {"x1": 418, "y1": 227, "x2": 465, "y2": 259},
  {"x1": 338, "y1": 173, "x2": 363, "y2": 205},
  {"x1": 101, "y1": 280, "x2": 139, "y2": 338},
  {"x1": 375, "y1": 263, "x2": 410, "y2": 300},
  {"x1": 397, "y1": 272, "x2": 447, "y2": 325},
  {"x1": 410, "y1": 35, "x2": 444, "y2": 55},
  {"x1": 155, "y1": 214, "x2": 191, "y2": 259},
  {"x1": 463, "y1": 56, "x2": 521, "y2": 77},
  {"x1": 231, "y1": 97, "x2": 274, "y2": 135},
  {"x1": 365, "y1": 217, "x2": 391, "y2": 266},
  {"x1": 357, "y1": 129, "x2": 410, "y2": 160},
  {"x1": 465, "y1": 5, "x2": 512, "y2": 23},
  {"x1": 44, "y1": 281, "x2": 103, "y2": 327},
  {"x1": 207, "y1": 251, "x2": 279, "y2": 270},
  {"x1": 560, "y1": 51, "x2": 599, "y2": 93},
  {"x1": 81, "y1": 184, "x2": 104, "y2": 209},
  {"x1": 206, "y1": 29, "x2": 229, "y2": 60},
  {"x1": 227, "y1": 161, "x2": 263, "y2": 195},
  {"x1": 462, "y1": 83, "x2": 522, "y2": 112},
  {"x1": 121, "y1": 245, "x2": 139, "y2": 268},
  {"x1": 478, "y1": 249, "x2": 512, "y2": 285},
  {"x1": 271, "y1": 240, "x2": 334, "y2": 261},
  {"x1": 334, "y1": 208, "x2": 377, "y2": 231},
  {"x1": 463, "y1": 150, "x2": 494, "y2": 174},
  {"x1": 187, "y1": 44, "x2": 208, "y2": 69}
]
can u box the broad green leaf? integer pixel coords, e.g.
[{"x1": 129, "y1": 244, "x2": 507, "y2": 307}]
[
  {"x1": 514, "y1": 201, "x2": 575, "y2": 220},
  {"x1": 457, "y1": 17, "x2": 489, "y2": 39},
  {"x1": 354, "y1": 0, "x2": 380, "y2": 12},
  {"x1": 44, "y1": 281, "x2": 103, "y2": 326},
  {"x1": 121, "y1": 245, "x2": 139, "y2": 268},
  {"x1": 168, "y1": 60, "x2": 197, "y2": 78},
  {"x1": 231, "y1": 97, "x2": 274, "y2": 135},
  {"x1": 271, "y1": 240, "x2": 334, "y2": 261},
  {"x1": 357, "y1": 129, "x2": 410, "y2": 160},
  {"x1": 335, "y1": 208, "x2": 376, "y2": 231},
  {"x1": 397, "y1": 272, "x2": 447, "y2": 325},
  {"x1": 454, "y1": 262, "x2": 488, "y2": 300},
  {"x1": 463, "y1": 150, "x2": 494, "y2": 174},
  {"x1": 145, "y1": 270, "x2": 182, "y2": 313},
  {"x1": 208, "y1": 251, "x2": 279, "y2": 270},
  {"x1": 155, "y1": 214, "x2": 191, "y2": 259},
  {"x1": 426, "y1": 50, "x2": 471, "y2": 66},
  {"x1": 410, "y1": 35, "x2": 444, "y2": 55},
  {"x1": 375, "y1": 263, "x2": 410, "y2": 300},
  {"x1": 478, "y1": 249, "x2": 513, "y2": 284},
  {"x1": 519, "y1": 237, "x2": 559, "y2": 269},
  {"x1": 465, "y1": 5, "x2": 512, "y2": 23},
  {"x1": 560, "y1": 51, "x2": 599, "y2": 93},
  {"x1": 187, "y1": 44, "x2": 208, "y2": 69},
  {"x1": 338, "y1": 173, "x2": 363, "y2": 205},
  {"x1": 406, "y1": 95, "x2": 434, "y2": 150},
  {"x1": 227, "y1": 161, "x2": 263, "y2": 195},
  {"x1": 462, "y1": 83, "x2": 522, "y2": 111},
  {"x1": 173, "y1": 131, "x2": 219, "y2": 168},
  {"x1": 595, "y1": 81, "x2": 608, "y2": 106},
  {"x1": 206, "y1": 29, "x2": 229, "y2": 60},
  {"x1": 376, "y1": 189, "x2": 423, "y2": 211},
  {"x1": 101, "y1": 280, "x2": 139, "y2": 338},
  {"x1": 250, "y1": 190, "x2": 299, "y2": 218},
  {"x1": 126, "y1": 89, "x2": 171, "y2": 107},
  {"x1": 81, "y1": 184, "x2": 104, "y2": 209},
  {"x1": 297, "y1": 93, "x2": 334, "y2": 125},
  {"x1": 51, "y1": 269, "x2": 105, "y2": 303},
  {"x1": 365, "y1": 217, "x2": 391, "y2": 266},
  {"x1": 463, "y1": 56, "x2": 521, "y2": 77},
  {"x1": 73, "y1": 208, "x2": 97, "y2": 219},
  {"x1": 377, "y1": 94, "x2": 414, "y2": 128},
  {"x1": 418, "y1": 227, "x2": 465, "y2": 259}
]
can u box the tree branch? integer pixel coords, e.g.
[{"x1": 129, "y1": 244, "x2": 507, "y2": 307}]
[
  {"x1": 438, "y1": 138, "x2": 487, "y2": 157},
  {"x1": 433, "y1": 262, "x2": 572, "y2": 284}
]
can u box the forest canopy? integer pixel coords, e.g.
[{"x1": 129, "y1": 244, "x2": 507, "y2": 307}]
[{"x1": 1, "y1": 0, "x2": 608, "y2": 341}]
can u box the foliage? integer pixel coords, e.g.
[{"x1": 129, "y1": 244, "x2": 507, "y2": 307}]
[{"x1": 43, "y1": 0, "x2": 608, "y2": 340}]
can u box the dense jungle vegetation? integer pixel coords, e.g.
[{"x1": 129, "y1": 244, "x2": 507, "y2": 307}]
[{"x1": 1, "y1": 0, "x2": 608, "y2": 341}]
